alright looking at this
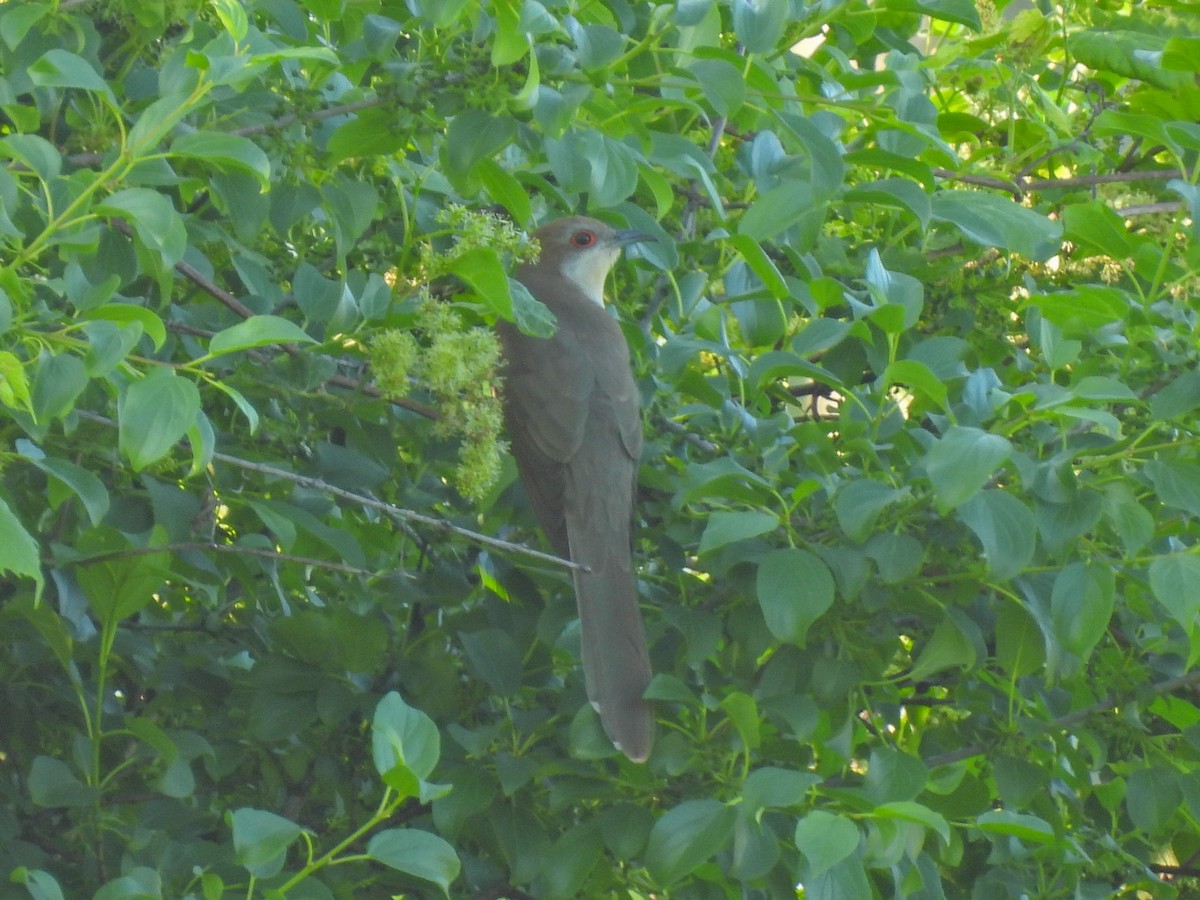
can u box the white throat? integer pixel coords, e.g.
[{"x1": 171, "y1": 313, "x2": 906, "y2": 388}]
[{"x1": 560, "y1": 246, "x2": 620, "y2": 307}]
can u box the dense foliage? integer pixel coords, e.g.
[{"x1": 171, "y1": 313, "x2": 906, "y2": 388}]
[{"x1": 2, "y1": 0, "x2": 1200, "y2": 897}]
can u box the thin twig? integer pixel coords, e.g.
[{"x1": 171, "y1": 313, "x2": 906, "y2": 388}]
[
  {"x1": 659, "y1": 418, "x2": 719, "y2": 454},
  {"x1": 66, "y1": 541, "x2": 380, "y2": 577},
  {"x1": 72, "y1": 410, "x2": 584, "y2": 573},
  {"x1": 1118, "y1": 201, "x2": 1183, "y2": 217},
  {"x1": 918, "y1": 669, "x2": 1200, "y2": 771},
  {"x1": 210, "y1": 450, "x2": 588, "y2": 572}
]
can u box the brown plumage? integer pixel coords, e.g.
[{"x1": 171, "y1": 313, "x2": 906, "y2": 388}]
[{"x1": 497, "y1": 216, "x2": 654, "y2": 762}]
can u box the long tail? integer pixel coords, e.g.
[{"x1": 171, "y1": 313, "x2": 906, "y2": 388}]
[{"x1": 573, "y1": 555, "x2": 655, "y2": 761}]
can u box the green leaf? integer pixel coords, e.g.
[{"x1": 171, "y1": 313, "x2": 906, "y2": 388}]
[
  {"x1": 996, "y1": 600, "x2": 1045, "y2": 677},
  {"x1": 9, "y1": 868, "x2": 64, "y2": 900},
  {"x1": 957, "y1": 489, "x2": 1036, "y2": 579},
  {"x1": 0, "y1": 3, "x2": 49, "y2": 51},
  {"x1": 326, "y1": 106, "x2": 408, "y2": 164},
  {"x1": 873, "y1": 801, "x2": 951, "y2": 843},
  {"x1": 1125, "y1": 767, "x2": 1180, "y2": 834},
  {"x1": 459, "y1": 628, "x2": 523, "y2": 697},
  {"x1": 835, "y1": 479, "x2": 906, "y2": 543},
  {"x1": 931, "y1": 191, "x2": 1062, "y2": 260},
  {"x1": 1071, "y1": 29, "x2": 1191, "y2": 90},
  {"x1": 31, "y1": 352, "x2": 87, "y2": 423},
  {"x1": 975, "y1": 810, "x2": 1056, "y2": 844},
  {"x1": 580, "y1": 131, "x2": 640, "y2": 208},
  {"x1": 443, "y1": 110, "x2": 516, "y2": 191},
  {"x1": 1149, "y1": 555, "x2": 1200, "y2": 633},
  {"x1": 210, "y1": 0, "x2": 249, "y2": 40},
  {"x1": 1146, "y1": 459, "x2": 1200, "y2": 519},
  {"x1": 865, "y1": 746, "x2": 928, "y2": 804},
  {"x1": 96, "y1": 188, "x2": 186, "y2": 269},
  {"x1": 728, "y1": 234, "x2": 788, "y2": 299},
  {"x1": 909, "y1": 613, "x2": 977, "y2": 681},
  {"x1": 271, "y1": 607, "x2": 389, "y2": 674},
  {"x1": 742, "y1": 767, "x2": 820, "y2": 818},
  {"x1": 367, "y1": 829, "x2": 461, "y2": 894},
  {"x1": 83, "y1": 304, "x2": 167, "y2": 350},
  {"x1": 739, "y1": 180, "x2": 820, "y2": 242},
  {"x1": 0, "y1": 350, "x2": 32, "y2": 412},
  {"x1": 882, "y1": 359, "x2": 948, "y2": 412},
  {"x1": 448, "y1": 247, "x2": 513, "y2": 319},
  {"x1": 845, "y1": 177, "x2": 931, "y2": 228},
  {"x1": 1149, "y1": 371, "x2": 1200, "y2": 421},
  {"x1": 171, "y1": 131, "x2": 270, "y2": 187},
  {"x1": 731, "y1": 0, "x2": 787, "y2": 52},
  {"x1": 208, "y1": 315, "x2": 315, "y2": 357},
  {"x1": 0, "y1": 134, "x2": 61, "y2": 181},
  {"x1": 1050, "y1": 562, "x2": 1114, "y2": 660},
  {"x1": 477, "y1": 159, "x2": 532, "y2": 224},
  {"x1": 720, "y1": 691, "x2": 761, "y2": 749},
  {"x1": 533, "y1": 822, "x2": 605, "y2": 898},
  {"x1": 119, "y1": 368, "x2": 200, "y2": 471},
  {"x1": 491, "y1": 0, "x2": 528, "y2": 64},
  {"x1": 895, "y1": 0, "x2": 981, "y2": 28},
  {"x1": 509, "y1": 279, "x2": 556, "y2": 337},
  {"x1": 28, "y1": 756, "x2": 96, "y2": 808},
  {"x1": 698, "y1": 510, "x2": 777, "y2": 554},
  {"x1": 27, "y1": 454, "x2": 110, "y2": 525},
  {"x1": 755, "y1": 548, "x2": 835, "y2": 646},
  {"x1": 75, "y1": 528, "x2": 169, "y2": 624},
  {"x1": 864, "y1": 531, "x2": 923, "y2": 583},
  {"x1": 93, "y1": 868, "x2": 162, "y2": 900},
  {"x1": 645, "y1": 800, "x2": 736, "y2": 885},
  {"x1": 1062, "y1": 201, "x2": 1137, "y2": 258},
  {"x1": 372, "y1": 691, "x2": 440, "y2": 786},
  {"x1": 688, "y1": 58, "x2": 745, "y2": 117},
  {"x1": 924, "y1": 427, "x2": 1012, "y2": 511},
  {"x1": 29, "y1": 49, "x2": 113, "y2": 99},
  {"x1": 0, "y1": 496, "x2": 43, "y2": 597},
  {"x1": 230, "y1": 808, "x2": 302, "y2": 879},
  {"x1": 793, "y1": 810, "x2": 859, "y2": 878},
  {"x1": 82, "y1": 321, "x2": 143, "y2": 376}
]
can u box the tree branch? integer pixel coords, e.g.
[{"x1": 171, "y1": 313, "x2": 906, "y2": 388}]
[
  {"x1": 72, "y1": 410, "x2": 584, "y2": 574},
  {"x1": 210, "y1": 450, "x2": 589, "y2": 573},
  {"x1": 918, "y1": 669, "x2": 1200, "y2": 771},
  {"x1": 67, "y1": 540, "x2": 381, "y2": 578}
]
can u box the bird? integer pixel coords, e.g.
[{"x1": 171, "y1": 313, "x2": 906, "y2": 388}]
[{"x1": 497, "y1": 216, "x2": 655, "y2": 762}]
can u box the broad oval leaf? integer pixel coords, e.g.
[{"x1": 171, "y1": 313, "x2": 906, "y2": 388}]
[
  {"x1": 835, "y1": 479, "x2": 906, "y2": 543},
  {"x1": 756, "y1": 548, "x2": 835, "y2": 647},
  {"x1": 229, "y1": 808, "x2": 302, "y2": 878},
  {"x1": 645, "y1": 799, "x2": 736, "y2": 885},
  {"x1": 29, "y1": 49, "x2": 112, "y2": 97},
  {"x1": 208, "y1": 315, "x2": 315, "y2": 357},
  {"x1": 372, "y1": 691, "x2": 440, "y2": 786},
  {"x1": 698, "y1": 509, "x2": 777, "y2": 554},
  {"x1": 1149, "y1": 554, "x2": 1200, "y2": 632},
  {"x1": 975, "y1": 810, "x2": 1056, "y2": 844},
  {"x1": 171, "y1": 131, "x2": 270, "y2": 186},
  {"x1": 95, "y1": 188, "x2": 187, "y2": 268},
  {"x1": 957, "y1": 489, "x2": 1036, "y2": 580},
  {"x1": 793, "y1": 810, "x2": 859, "y2": 878},
  {"x1": 931, "y1": 191, "x2": 1062, "y2": 260},
  {"x1": 118, "y1": 369, "x2": 201, "y2": 471},
  {"x1": 367, "y1": 829, "x2": 461, "y2": 893},
  {"x1": 924, "y1": 426, "x2": 1012, "y2": 511},
  {"x1": 1049, "y1": 561, "x2": 1114, "y2": 661}
]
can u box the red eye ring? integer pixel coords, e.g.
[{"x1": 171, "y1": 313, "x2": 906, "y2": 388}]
[{"x1": 570, "y1": 230, "x2": 597, "y2": 247}]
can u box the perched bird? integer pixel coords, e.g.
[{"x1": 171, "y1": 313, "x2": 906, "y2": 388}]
[{"x1": 497, "y1": 216, "x2": 655, "y2": 762}]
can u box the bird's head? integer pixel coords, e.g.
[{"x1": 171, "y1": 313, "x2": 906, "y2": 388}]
[{"x1": 532, "y1": 216, "x2": 650, "y2": 307}]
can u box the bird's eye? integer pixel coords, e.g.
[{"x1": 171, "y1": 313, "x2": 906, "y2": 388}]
[{"x1": 570, "y1": 230, "x2": 597, "y2": 247}]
